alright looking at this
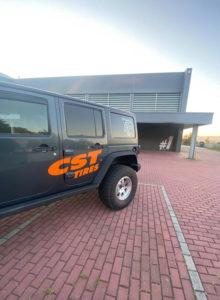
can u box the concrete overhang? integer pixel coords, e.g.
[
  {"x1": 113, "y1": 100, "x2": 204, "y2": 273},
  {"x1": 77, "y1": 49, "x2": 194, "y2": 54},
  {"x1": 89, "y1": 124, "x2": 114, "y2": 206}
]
[{"x1": 135, "y1": 112, "x2": 214, "y2": 128}]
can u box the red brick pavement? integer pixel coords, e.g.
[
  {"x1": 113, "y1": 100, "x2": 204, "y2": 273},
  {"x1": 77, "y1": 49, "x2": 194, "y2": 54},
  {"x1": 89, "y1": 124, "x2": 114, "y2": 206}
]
[
  {"x1": 0, "y1": 148, "x2": 219, "y2": 299},
  {"x1": 0, "y1": 207, "x2": 45, "y2": 238}
]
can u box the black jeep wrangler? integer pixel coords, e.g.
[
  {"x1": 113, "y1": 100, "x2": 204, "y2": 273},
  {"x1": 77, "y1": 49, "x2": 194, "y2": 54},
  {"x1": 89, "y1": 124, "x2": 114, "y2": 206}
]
[{"x1": 0, "y1": 81, "x2": 140, "y2": 217}]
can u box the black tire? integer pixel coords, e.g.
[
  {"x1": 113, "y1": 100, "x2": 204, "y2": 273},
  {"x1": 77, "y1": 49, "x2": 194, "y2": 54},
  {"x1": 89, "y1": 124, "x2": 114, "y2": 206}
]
[{"x1": 99, "y1": 165, "x2": 137, "y2": 210}]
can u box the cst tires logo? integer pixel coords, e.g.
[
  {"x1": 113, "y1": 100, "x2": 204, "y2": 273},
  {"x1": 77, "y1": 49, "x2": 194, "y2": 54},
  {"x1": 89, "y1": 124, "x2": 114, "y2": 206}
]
[{"x1": 48, "y1": 149, "x2": 102, "y2": 179}]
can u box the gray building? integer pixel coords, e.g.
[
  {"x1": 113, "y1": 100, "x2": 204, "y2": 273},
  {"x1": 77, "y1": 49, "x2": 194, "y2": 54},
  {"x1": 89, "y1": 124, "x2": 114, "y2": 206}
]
[{"x1": 1, "y1": 69, "x2": 213, "y2": 157}]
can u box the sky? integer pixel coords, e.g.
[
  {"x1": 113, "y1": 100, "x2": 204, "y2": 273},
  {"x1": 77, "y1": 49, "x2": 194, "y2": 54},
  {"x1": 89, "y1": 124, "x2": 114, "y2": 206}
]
[{"x1": 0, "y1": 0, "x2": 219, "y2": 135}]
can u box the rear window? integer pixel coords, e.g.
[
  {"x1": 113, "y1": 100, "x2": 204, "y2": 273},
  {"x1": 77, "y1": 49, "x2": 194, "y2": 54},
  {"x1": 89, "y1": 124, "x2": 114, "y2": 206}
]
[
  {"x1": 111, "y1": 113, "x2": 135, "y2": 138},
  {"x1": 0, "y1": 99, "x2": 49, "y2": 135}
]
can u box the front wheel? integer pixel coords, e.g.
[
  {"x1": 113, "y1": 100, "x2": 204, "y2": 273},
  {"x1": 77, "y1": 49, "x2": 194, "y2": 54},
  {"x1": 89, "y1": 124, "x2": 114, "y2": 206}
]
[{"x1": 99, "y1": 165, "x2": 137, "y2": 210}]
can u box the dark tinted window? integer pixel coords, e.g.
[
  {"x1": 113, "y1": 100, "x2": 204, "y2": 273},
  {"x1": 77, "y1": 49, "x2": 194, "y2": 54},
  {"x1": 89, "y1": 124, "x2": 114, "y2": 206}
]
[
  {"x1": 65, "y1": 104, "x2": 96, "y2": 137},
  {"x1": 94, "y1": 110, "x2": 103, "y2": 137},
  {"x1": 111, "y1": 113, "x2": 135, "y2": 138},
  {"x1": 0, "y1": 99, "x2": 49, "y2": 135}
]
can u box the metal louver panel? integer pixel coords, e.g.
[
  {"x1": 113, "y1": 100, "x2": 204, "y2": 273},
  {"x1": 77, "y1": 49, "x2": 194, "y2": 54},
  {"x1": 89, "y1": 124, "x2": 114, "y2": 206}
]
[
  {"x1": 109, "y1": 94, "x2": 130, "y2": 111},
  {"x1": 133, "y1": 94, "x2": 156, "y2": 112},
  {"x1": 66, "y1": 92, "x2": 181, "y2": 113},
  {"x1": 88, "y1": 94, "x2": 109, "y2": 106},
  {"x1": 133, "y1": 93, "x2": 181, "y2": 112},
  {"x1": 156, "y1": 93, "x2": 180, "y2": 112},
  {"x1": 67, "y1": 94, "x2": 86, "y2": 101}
]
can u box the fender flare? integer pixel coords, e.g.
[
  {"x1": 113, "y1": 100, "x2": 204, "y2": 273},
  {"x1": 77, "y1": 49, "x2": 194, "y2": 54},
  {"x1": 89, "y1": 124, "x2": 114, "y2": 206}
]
[{"x1": 94, "y1": 150, "x2": 140, "y2": 186}]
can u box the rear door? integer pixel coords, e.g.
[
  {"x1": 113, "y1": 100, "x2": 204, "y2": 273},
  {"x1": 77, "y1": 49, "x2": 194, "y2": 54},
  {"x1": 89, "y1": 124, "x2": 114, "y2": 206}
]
[
  {"x1": 0, "y1": 88, "x2": 60, "y2": 206},
  {"x1": 58, "y1": 98, "x2": 108, "y2": 187}
]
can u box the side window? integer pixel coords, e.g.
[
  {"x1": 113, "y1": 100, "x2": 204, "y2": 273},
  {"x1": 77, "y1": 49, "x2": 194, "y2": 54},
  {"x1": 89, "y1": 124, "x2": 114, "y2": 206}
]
[
  {"x1": 111, "y1": 113, "x2": 135, "y2": 138},
  {"x1": 64, "y1": 103, "x2": 96, "y2": 137},
  {"x1": 64, "y1": 104, "x2": 104, "y2": 137},
  {"x1": 0, "y1": 98, "x2": 49, "y2": 135},
  {"x1": 94, "y1": 109, "x2": 104, "y2": 137}
]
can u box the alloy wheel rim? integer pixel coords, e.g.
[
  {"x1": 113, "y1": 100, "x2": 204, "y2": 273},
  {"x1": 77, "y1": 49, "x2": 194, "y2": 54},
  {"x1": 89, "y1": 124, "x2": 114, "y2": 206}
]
[{"x1": 115, "y1": 176, "x2": 132, "y2": 201}]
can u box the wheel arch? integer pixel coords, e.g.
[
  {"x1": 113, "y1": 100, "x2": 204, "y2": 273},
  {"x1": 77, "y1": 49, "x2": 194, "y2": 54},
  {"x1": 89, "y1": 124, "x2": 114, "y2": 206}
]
[
  {"x1": 110, "y1": 155, "x2": 139, "y2": 171},
  {"x1": 94, "y1": 151, "x2": 140, "y2": 186}
]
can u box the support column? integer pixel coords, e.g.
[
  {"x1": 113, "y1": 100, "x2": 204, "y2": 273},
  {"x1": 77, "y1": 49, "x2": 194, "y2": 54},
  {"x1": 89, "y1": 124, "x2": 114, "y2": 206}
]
[
  {"x1": 189, "y1": 125, "x2": 198, "y2": 159},
  {"x1": 175, "y1": 126, "x2": 184, "y2": 152}
]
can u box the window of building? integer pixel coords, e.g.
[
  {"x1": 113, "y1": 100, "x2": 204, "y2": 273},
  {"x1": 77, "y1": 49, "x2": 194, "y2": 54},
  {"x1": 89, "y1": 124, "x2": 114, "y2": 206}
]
[
  {"x1": 0, "y1": 99, "x2": 49, "y2": 135},
  {"x1": 111, "y1": 113, "x2": 135, "y2": 138}
]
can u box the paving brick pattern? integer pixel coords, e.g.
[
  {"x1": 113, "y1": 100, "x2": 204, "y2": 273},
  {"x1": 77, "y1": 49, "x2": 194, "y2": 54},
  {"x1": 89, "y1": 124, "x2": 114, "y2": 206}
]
[
  {"x1": 138, "y1": 148, "x2": 220, "y2": 299},
  {"x1": 0, "y1": 207, "x2": 45, "y2": 238},
  {"x1": 0, "y1": 148, "x2": 219, "y2": 299}
]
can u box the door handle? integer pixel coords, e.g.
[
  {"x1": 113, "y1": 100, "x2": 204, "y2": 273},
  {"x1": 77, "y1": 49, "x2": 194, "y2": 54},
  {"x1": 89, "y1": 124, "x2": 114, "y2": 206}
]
[
  {"x1": 89, "y1": 143, "x2": 103, "y2": 150},
  {"x1": 33, "y1": 144, "x2": 57, "y2": 152},
  {"x1": 64, "y1": 149, "x2": 75, "y2": 156}
]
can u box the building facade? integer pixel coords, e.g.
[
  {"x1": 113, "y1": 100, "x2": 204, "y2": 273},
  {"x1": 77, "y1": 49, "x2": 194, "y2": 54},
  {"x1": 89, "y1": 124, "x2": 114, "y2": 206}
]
[{"x1": 1, "y1": 69, "x2": 213, "y2": 155}]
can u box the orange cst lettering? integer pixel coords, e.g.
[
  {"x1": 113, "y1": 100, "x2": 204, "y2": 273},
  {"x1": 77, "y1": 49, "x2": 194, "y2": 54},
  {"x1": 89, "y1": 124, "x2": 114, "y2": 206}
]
[
  {"x1": 70, "y1": 154, "x2": 87, "y2": 170},
  {"x1": 88, "y1": 149, "x2": 102, "y2": 165},
  {"x1": 48, "y1": 157, "x2": 70, "y2": 176},
  {"x1": 48, "y1": 149, "x2": 102, "y2": 176}
]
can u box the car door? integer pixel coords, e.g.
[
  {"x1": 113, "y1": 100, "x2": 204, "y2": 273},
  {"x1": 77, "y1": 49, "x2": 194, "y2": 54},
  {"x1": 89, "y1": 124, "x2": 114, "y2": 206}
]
[
  {"x1": 58, "y1": 98, "x2": 107, "y2": 187},
  {"x1": 0, "y1": 88, "x2": 60, "y2": 206}
]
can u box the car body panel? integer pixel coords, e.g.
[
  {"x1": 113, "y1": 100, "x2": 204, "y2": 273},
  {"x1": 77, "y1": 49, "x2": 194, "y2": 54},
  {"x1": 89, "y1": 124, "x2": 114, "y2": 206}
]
[{"x1": 0, "y1": 81, "x2": 140, "y2": 218}]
